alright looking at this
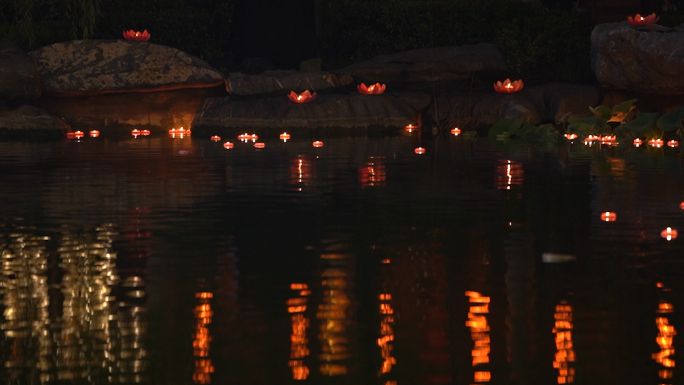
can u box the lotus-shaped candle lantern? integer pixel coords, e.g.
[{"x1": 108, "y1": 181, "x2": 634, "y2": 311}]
[
  {"x1": 123, "y1": 30, "x2": 151, "y2": 41},
  {"x1": 312, "y1": 141, "x2": 324, "y2": 148},
  {"x1": 288, "y1": 90, "x2": 317, "y2": 103},
  {"x1": 564, "y1": 133, "x2": 578, "y2": 140},
  {"x1": 223, "y1": 142, "x2": 234, "y2": 149},
  {"x1": 210, "y1": 135, "x2": 221, "y2": 142},
  {"x1": 280, "y1": 132, "x2": 291, "y2": 142},
  {"x1": 254, "y1": 142, "x2": 265, "y2": 149},
  {"x1": 661, "y1": 227, "x2": 678, "y2": 241},
  {"x1": 628, "y1": 13, "x2": 659, "y2": 27},
  {"x1": 649, "y1": 139, "x2": 664, "y2": 147},
  {"x1": 493, "y1": 78, "x2": 524, "y2": 93},
  {"x1": 357, "y1": 83, "x2": 386, "y2": 95},
  {"x1": 634, "y1": 138, "x2": 643, "y2": 147},
  {"x1": 600, "y1": 212, "x2": 617, "y2": 222},
  {"x1": 89, "y1": 130, "x2": 100, "y2": 138},
  {"x1": 668, "y1": 140, "x2": 679, "y2": 148},
  {"x1": 414, "y1": 147, "x2": 425, "y2": 155},
  {"x1": 451, "y1": 128, "x2": 461, "y2": 136}
]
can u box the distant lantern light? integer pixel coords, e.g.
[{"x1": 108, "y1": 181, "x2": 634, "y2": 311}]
[
  {"x1": 66, "y1": 132, "x2": 76, "y2": 139},
  {"x1": 169, "y1": 127, "x2": 190, "y2": 137},
  {"x1": 405, "y1": 124, "x2": 417, "y2": 133},
  {"x1": 634, "y1": 138, "x2": 643, "y2": 147},
  {"x1": 131, "y1": 129, "x2": 140, "y2": 137},
  {"x1": 414, "y1": 147, "x2": 425, "y2": 155},
  {"x1": 223, "y1": 142, "x2": 234, "y2": 149},
  {"x1": 73, "y1": 131, "x2": 84, "y2": 139},
  {"x1": 254, "y1": 142, "x2": 265, "y2": 149},
  {"x1": 210, "y1": 135, "x2": 221, "y2": 142},
  {"x1": 451, "y1": 127, "x2": 461, "y2": 136},
  {"x1": 649, "y1": 139, "x2": 664, "y2": 148},
  {"x1": 661, "y1": 227, "x2": 678, "y2": 241},
  {"x1": 313, "y1": 141, "x2": 324, "y2": 147},
  {"x1": 564, "y1": 133, "x2": 578, "y2": 140},
  {"x1": 280, "y1": 132, "x2": 291, "y2": 142},
  {"x1": 600, "y1": 212, "x2": 617, "y2": 222},
  {"x1": 667, "y1": 140, "x2": 679, "y2": 148},
  {"x1": 141, "y1": 130, "x2": 150, "y2": 136},
  {"x1": 89, "y1": 130, "x2": 100, "y2": 138}
]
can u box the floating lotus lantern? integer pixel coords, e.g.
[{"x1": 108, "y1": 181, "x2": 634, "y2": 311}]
[
  {"x1": 493, "y1": 78, "x2": 524, "y2": 93},
  {"x1": 169, "y1": 127, "x2": 190, "y2": 137},
  {"x1": 405, "y1": 124, "x2": 418, "y2": 133},
  {"x1": 451, "y1": 128, "x2": 461, "y2": 136},
  {"x1": 141, "y1": 129, "x2": 150, "y2": 136},
  {"x1": 123, "y1": 30, "x2": 151, "y2": 41},
  {"x1": 634, "y1": 138, "x2": 643, "y2": 147},
  {"x1": 72, "y1": 131, "x2": 84, "y2": 139},
  {"x1": 254, "y1": 142, "x2": 265, "y2": 149},
  {"x1": 312, "y1": 141, "x2": 324, "y2": 148},
  {"x1": 414, "y1": 147, "x2": 425, "y2": 155},
  {"x1": 600, "y1": 135, "x2": 617, "y2": 145},
  {"x1": 288, "y1": 90, "x2": 317, "y2": 103},
  {"x1": 661, "y1": 227, "x2": 678, "y2": 241},
  {"x1": 649, "y1": 139, "x2": 664, "y2": 148},
  {"x1": 210, "y1": 136, "x2": 221, "y2": 142},
  {"x1": 280, "y1": 132, "x2": 291, "y2": 142},
  {"x1": 680, "y1": 201, "x2": 684, "y2": 210},
  {"x1": 564, "y1": 133, "x2": 578, "y2": 140},
  {"x1": 238, "y1": 133, "x2": 258, "y2": 142},
  {"x1": 628, "y1": 13, "x2": 659, "y2": 27},
  {"x1": 667, "y1": 140, "x2": 679, "y2": 148},
  {"x1": 223, "y1": 142, "x2": 234, "y2": 149},
  {"x1": 600, "y1": 212, "x2": 617, "y2": 222},
  {"x1": 357, "y1": 83, "x2": 386, "y2": 95},
  {"x1": 89, "y1": 130, "x2": 100, "y2": 138}
]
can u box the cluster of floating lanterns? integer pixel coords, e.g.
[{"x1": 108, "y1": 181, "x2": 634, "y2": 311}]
[
  {"x1": 563, "y1": 134, "x2": 680, "y2": 148},
  {"x1": 219, "y1": 132, "x2": 324, "y2": 150},
  {"x1": 599, "y1": 211, "x2": 679, "y2": 241}
]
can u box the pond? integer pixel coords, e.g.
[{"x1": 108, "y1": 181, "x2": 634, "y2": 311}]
[{"x1": 1, "y1": 130, "x2": 683, "y2": 385}]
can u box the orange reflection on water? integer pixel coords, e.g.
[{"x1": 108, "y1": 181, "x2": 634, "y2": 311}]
[
  {"x1": 553, "y1": 301, "x2": 575, "y2": 384},
  {"x1": 653, "y1": 301, "x2": 676, "y2": 382},
  {"x1": 290, "y1": 156, "x2": 313, "y2": 189},
  {"x1": 466, "y1": 291, "x2": 491, "y2": 382},
  {"x1": 192, "y1": 292, "x2": 214, "y2": 384},
  {"x1": 359, "y1": 158, "x2": 387, "y2": 188},
  {"x1": 289, "y1": 283, "x2": 310, "y2": 380},
  {"x1": 378, "y1": 293, "x2": 396, "y2": 376},
  {"x1": 317, "y1": 257, "x2": 350, "y2": 376},
  {"x1": 496, "y1": 160, "x2": 523, "y2": 190}
]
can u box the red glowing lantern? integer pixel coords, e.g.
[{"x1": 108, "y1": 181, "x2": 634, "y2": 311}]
[
  {"x1": 288, "y1": 90, "x2": 317, "y2": 104},
  {"x1": 89, "y1": 130, "x2": 100, "y2": 138},
  {"x1": 313, "y1": 141, "x2": 324, "y2": 147},
  {"x1": 169, "y1": 127, "x2": 190, "y2": 137},
  {"x1": 634, "y1": 138, "x2": 643, "y2": 147},
  {"x1": 667, "y1": 140, "x2": 679, "y2": 148},
  {"x1": 132, "y1": 129, "x2": 140, "y2": 137},
  {"x1": 357, "y1": 83, "x2": 386, "y2": 95},
  {"x1": 123, "y1": 30, "x2": 151, "y2": 41},
  {"x1": 415, "y1": 147, "x2": 425, "y2": 155},
  {"x1": 600, "y1": 212, "x2": 617, "y2": 222},
  {"x1": 73, "y1": 131, "x2": 84, "y2": 139},
  {"x1": 564, "y1": 133, "x2": 578, "y2": 140},
  {"x1": 628, "y1": 13, "x2": 659, "y2": 27},
  {"x1": 238, "y1": 133, "x2": 258, "y2": 142},
  {"x1": 210, "y1": 135, "x2": 221, "y2": 142},
  {"x1": 280, "y1": 132, "x2": 291, "y2": 142},
  {"x1": 451, "y1": 128, "x2": 461, "y2": 136},
  {"x1": 141, "y1": 130, "x2": 150, "y2": 136},
  {"x1": 680, "y1": 201, "x2": 684, "y2": 210},
  {"x1": 66, "y1": 132, "x2": 76, "y2": 139},
  {"x1": 493, "y1": 78, "x2": 524, "y2": 93},
  {"x1": 254, "y1": 142, "x2": 265, "y2": 149},
  {"x1": 649, "y1": 139, "x2": 664, "y2": 148},
  {"x1": 223, "y1": 142, "x2": 234, "y2": 149},
  {"x1": 600, "y1": 135, "x2": 616, "y2": 144},
  {"x1": 405, "y1": 124, "x2": 418, "y2": 133},
  {"x1": 661, "y1": 227, "x2": 678, "y2": 241}
]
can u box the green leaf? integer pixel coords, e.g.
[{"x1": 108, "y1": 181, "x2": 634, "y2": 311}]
[
  {"x1": 657, "y1": 107, "x2": 684, "y2": 132},
  {"x1": 622, "y1": 111, "x2": 661, "y2": 136},
  {"x1": 488, "y1": 119, "x2": 523, "y2": 140},
  {"x1": 567, "y1": 115, "x2": 607, "y2": 136},
  {"x1": 613, "y1": 99, "x2": 638, "y2": 113},
  {"x1": 589, "y1": 105, "x2": 611, "y2": 120}
]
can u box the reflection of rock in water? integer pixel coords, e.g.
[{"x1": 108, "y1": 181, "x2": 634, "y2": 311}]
[
  {"x1": 0, "y1": 224, "x2": 148, "y2": 383},
  {"x1": 0, "y1": 227, "x2": 52, "y2": 382}
]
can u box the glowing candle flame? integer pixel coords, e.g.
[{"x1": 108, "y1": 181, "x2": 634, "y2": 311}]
[
  {"x1": 667, "y1": 140, "x2": 679, "y2": 148},
  {"x1": 223, "y1": 142, "x2": 234, "y2": 149},
  {"x1": 254, "y1": 142, "x2": 265, "y2": 149},
  {"x1": 634, "y1": 138, "x2": 643, "y2": 147},
  {"x1": 600, "y1": 212, "x2": 616, "y2": 222},
  {"x1": 89, "y1": 130, "x2": 100, "y2": 138},
  {"x1": 565, "y1": 133, "x2": 578, "y2": 140},
  {"x1": 451, "y1": 127, "x2": 461, "y2": 136},
  {"x1": 414, "y1": 147, "x2": 425, "y2": 154},
  {"x1": 649, "y1": 139, "x2": 664, "y2": 148},
  {"x1": 210, "y1": 135, "x2": 221, "y2": 142},
  {"x1": 280, "y1": 132, "x2": 291, "y2": 142},
  {"x1": 661, "y1": 227, "x2": 678, "y2": 241},
  {"x1": 313, "y1": 141, "x2": 324, "y2": 148},
  {"x1": 405, "y1": 124, "x2": 417, "y2": 133}
]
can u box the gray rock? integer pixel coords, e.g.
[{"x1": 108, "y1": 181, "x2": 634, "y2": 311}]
[
  {"x1": 226, "y1": 70, "x2": 352, "y2": 96},
  {"x1": 192, "y1": 92, "x2": 430, "y2": 129},
  {"x1": 0, "y1": 40, "x2": 41, "y2": 104},
  {"x1": 0, "y1": 104, "x2": 66, "y2": 132},
  {"x1": 526, "y1": 83, "x2": 600, "y2": 124},
  {"x1": 591, "y1": 21, "x2": 684, "y2": 94},
  {"x1": 340, "y1": 44, "x2": 508, "y2": 88},
  {"x1": 29, "y1": 40, "x2": 226, "y2": 96}
]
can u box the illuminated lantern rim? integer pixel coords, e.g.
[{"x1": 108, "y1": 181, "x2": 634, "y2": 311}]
[
  {"x1": 628, "y1": 13, "x2": 659, "y2": 27},
  {"x1": 123, "y1": 29, "x2": 151, "y2": 41},
  {"x1": 357, "y1": 83, "x2": 386, "y2": 95},
  {"x1": 288, "y1": 90, "x2": 317, "y2": 103},
  {"x1": 493, "y1": 78, "x2": 524, "y2": 93},
  {"x1": 414, "y1": 147, "x2": 425, "y2": 154},
  {"x1": 312, "y1": 141, "x2": 324, "y2": 147}
]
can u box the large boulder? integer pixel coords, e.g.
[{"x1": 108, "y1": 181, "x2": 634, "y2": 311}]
[
  {"x1": 0, "y1": 105, "x2": 67, "y2": 133},
  {"x1": 29, "y1": 40, "x2": 226, "y2": 97},
  {"x1": 591, "y1": 21, "x2": 684, "y2": 95},
  {"x1": 227, "y1": 70, "x2": 352, "y2": 96},
  {"x1": 428, "y1": 84, "x2": 599, "y2": 126},
  {"x1": 339, "y1": 44, "x2": 508, "y2": 90},
  {"x1": 192, "y1": 92, "x2": 431, "y2": 129},
  {"x1": 0, "y1": 40, "x2": 41, "y2": 104}
]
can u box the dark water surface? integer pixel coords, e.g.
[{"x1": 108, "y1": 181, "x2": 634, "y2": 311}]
[{"x1": 1, "y1": 132, "x2": 684, "y2": 385}]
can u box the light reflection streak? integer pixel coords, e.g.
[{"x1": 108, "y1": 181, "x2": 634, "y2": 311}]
[
  {"x1": 496, "y1": 160, "x2": 523, "y2": 190},
  {"x1": 193, "y1": 292, "x2": 214, "y2": 384},
  {"x1": 553, "y1": 300, "x2": 575, "y2": 384},
  {"x1": 653, "y1": 294, "x2": 675, "y2": 384},
  {"x1": 359, "y1": 157, "x2": 387, "y2": 188},
  {"x1": 378, "y1": 293, "x2": 396, "y2": 377},
  {"x1": 289, "y1": 283, "x2": 310, "y2": 380},
  {"x1": 317, "y1": 253, "x2": 350, "y2": 376},
  {"x1": 466, "y1": 291, "x2": 491, "y2": 383}
]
